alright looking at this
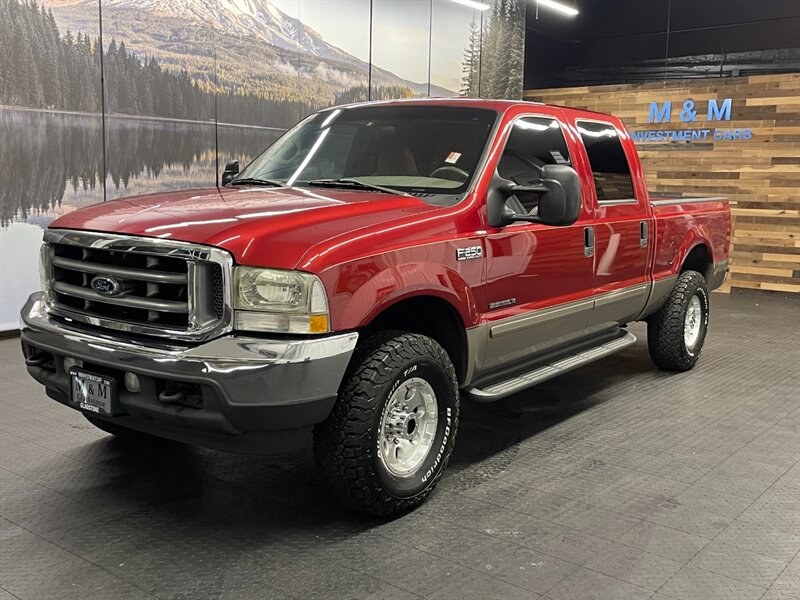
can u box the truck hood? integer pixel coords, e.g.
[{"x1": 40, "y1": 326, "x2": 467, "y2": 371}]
[{"x1": 50, "y1": 186, "x2": 445, "y2": 270}]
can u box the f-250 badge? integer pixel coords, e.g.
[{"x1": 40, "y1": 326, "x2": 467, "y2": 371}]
[{"x1": 456, "y1": 246, "x2": 483, "y2": 261}]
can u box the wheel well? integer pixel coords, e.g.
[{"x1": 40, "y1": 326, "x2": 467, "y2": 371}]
[
  {"x1": 682, "y1": 245, "x2": 712, "y2": 281},
  {"x1": 363, "y1": 296, "x2": 468, "y2": 384}
]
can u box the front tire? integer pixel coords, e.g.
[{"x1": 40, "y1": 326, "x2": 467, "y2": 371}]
[
  {"x1": 313, "y1": 332, "x2": 459, "y2": 517},
  {"x1": 647, "y1": 270, "x2": 710, "y2": 372}
]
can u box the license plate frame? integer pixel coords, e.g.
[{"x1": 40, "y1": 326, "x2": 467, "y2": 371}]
[{"x1": 70, "y1": 369, "x2": 118, "y2": 416}]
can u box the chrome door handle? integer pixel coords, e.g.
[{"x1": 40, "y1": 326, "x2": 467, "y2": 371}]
[
  {"x1": 640, "y1": 221, "x2": 649, "y2": 248},
  {"x1": 584, "y1": 227, "x2": 595, "y2": 257}
]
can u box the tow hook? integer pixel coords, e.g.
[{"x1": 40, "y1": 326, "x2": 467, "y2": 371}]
[
  {"x1": 158, "y1": 385, "x2": 203, "y2": 409},
  {"x1": 158, "y1": 389, "x2": 187, "y2": 404},
  {"x1": 25, "y1": 352, "x2": 51, "y2": 367}
]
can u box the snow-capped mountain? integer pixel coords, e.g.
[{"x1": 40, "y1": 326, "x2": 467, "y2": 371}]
[
  {"x1": 100, "y1": 0, "x2": 364, "y2": 67},
  {"x1": 45, "y1": 0, "x2": 455, "y2": 98}
]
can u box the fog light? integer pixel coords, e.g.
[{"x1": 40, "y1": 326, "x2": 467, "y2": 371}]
[
  {"x1": 63, "y1": 357, "x2": 83, "y2": 373},
  {"x1": 124, "y1": 372, "x2": 141, "y2": 394}
]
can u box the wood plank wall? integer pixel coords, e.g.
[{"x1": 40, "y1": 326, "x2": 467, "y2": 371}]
[{"x1": 524, "y1": 73, "x2": 800, "y2": 295}]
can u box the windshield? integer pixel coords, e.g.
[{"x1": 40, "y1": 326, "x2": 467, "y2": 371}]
[{"x1": 235, "y1": 105, "x2": 497, "y2": 201}]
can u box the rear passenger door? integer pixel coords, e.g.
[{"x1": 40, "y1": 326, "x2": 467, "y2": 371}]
[{"x1": 574, "y1": 119, "x2": 650, "y2": 328}]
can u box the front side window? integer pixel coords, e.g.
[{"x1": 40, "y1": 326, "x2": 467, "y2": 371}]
[
  {"x1": 577, "y1": 121, "x2": 635, "y2": 202},
  {"x1": 236, "y1": 105, "x2": 497, "y2": 203},
  {"x1": 498, "y1": 116, "x2": 571, "y2": 213}
]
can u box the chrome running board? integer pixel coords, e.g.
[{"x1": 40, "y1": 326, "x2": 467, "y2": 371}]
[{"x1": 464, "y1": 331, "x2": 638, "y2": 402}]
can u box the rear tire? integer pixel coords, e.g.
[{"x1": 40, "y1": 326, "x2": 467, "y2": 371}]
[
  {"x1": 647, "y1": 270, "x2": 710, "y2": 372},
  {"x1": 313, "y1": 332, "x2": 459, "y2": 517}
]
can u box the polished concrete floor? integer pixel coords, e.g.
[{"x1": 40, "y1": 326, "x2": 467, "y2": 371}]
[{"x1": 1, "y1": 292, "x2": 798, "y2": 600}]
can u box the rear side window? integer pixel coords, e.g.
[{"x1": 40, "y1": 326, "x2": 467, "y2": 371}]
[
  {"x1": 498, "y1": 116, "x2": 571, "y2": 188},
  {"x1": 577, "y1": 121, "x2": 635, "y2": 202}
]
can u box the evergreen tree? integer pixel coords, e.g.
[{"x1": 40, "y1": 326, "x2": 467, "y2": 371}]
[
  {"x1": 460, "y1": 16, "x2": 481, "y2": 97},
  {"x1": 0, "y1": 0, "x2": 337, "y2": 127},
  {"x1": 334, "y1": 84, "x2": 414, "y2": 104},
  {"x1": 465, "y1": 0, "x2": 526, "y2": 100},
  {"x1": 40, "y1": 8, "x2": 61, "y2": 107},
  {"x1": 503, "y1": 0, "x2": 525, "y2": 99},
  {"x1": 478, "y1": 0, "x2": 502, "y2": 98}
]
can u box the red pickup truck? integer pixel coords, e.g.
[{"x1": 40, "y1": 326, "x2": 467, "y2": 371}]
[{"x1": 21, "y1": 99, "x2": 730, "y2": 515}]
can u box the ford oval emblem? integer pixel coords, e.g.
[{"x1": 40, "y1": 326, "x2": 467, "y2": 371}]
[{"x1": 90, "y1": 276, "x2": 123, "y2": 296}]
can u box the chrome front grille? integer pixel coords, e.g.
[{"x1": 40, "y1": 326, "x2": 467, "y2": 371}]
[{"x1": 43, "y1": 230, "x2": 233, "y2": 341}]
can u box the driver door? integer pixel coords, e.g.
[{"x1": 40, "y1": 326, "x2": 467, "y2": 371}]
[{"x1": 482, "y1": 113, "x2": 595, "y2": 371}]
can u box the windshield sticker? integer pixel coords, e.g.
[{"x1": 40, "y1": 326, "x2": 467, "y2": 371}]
[
  {"x1": 445, "y1": 151, "x2": 462, "y2": 164},
  {"x1": 549, "y1": 151, "x2": 569, "y2": 164}
]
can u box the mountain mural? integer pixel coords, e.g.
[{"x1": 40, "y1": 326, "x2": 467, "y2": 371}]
[{"x1": 44, "y1": 0, "x2": 454, "y2": 112}]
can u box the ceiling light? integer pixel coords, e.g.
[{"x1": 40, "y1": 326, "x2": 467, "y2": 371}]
[
  {"x1": 536, "y1": 0, "x2": 578, "y2": 17},
  {"x1": 450, "y1": 0, "x2": 491, "y2": 10}
]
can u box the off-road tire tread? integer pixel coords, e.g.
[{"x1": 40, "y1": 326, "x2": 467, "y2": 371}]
[
  {"x1": 313, "y1": 331, "x2": 459, "y2": 516},
  {"x1": 647, "y1": 270, "x2": 708, "y2": 372}
]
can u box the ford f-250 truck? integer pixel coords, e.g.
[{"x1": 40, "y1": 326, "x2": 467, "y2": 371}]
[{"x1": 21, "y1": 99, "x2": 730, "y2": 515}]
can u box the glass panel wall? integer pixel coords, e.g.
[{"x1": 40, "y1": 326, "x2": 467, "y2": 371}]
[
  {"x1": 371, "y1": 0, "x2": 431, "y2": 100},
  {"x1": 0, "y1": 0, "x2": 526, "y2": 329}
]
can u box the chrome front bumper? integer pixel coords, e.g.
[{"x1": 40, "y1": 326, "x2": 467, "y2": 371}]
[{"x1": 20, "y1": 292, "x2": 358, "y2": 453}]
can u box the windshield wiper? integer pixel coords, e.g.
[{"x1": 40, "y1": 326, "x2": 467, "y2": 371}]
[
  {"x1": 228, "y1": 177, "x2": 285, "y2": 187},
  {"x1": 306, "y1": 178, "x2": 413, "y2": 197}
]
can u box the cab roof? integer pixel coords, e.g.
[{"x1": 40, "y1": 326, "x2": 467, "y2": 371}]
[{"x1": 327, "y1": 96, "x2": 617, "y2": 121}]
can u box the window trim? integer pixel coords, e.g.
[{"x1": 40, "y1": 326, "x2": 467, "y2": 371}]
[
  {"x1": 574, "y1": 118, "x2": 638, "y2": 206},
  {"x1": 598, "y1": 198, "x2": 638, "y2": 206}
]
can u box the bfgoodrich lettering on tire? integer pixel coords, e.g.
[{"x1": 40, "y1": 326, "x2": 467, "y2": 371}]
[
  {"x1": 647, "y1": 270, "x2": 710, "y2": 372},
  {"x1": 313, "y1": 331, "x2": 459, "y2": 516}
]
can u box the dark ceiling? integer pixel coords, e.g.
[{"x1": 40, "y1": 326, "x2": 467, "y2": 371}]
[{"x1": 524, "y1": 0, "x2": 800, "y2": 88}]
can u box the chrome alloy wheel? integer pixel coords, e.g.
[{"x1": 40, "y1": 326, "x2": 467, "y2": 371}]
[
  {"x1": 378, "y1": 377, "x2": 438, "y2": 477},
  {"x1": 684, "y1": 295, "x2": 703, "y2": 349}
]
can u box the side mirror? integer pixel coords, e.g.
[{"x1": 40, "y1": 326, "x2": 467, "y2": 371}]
[
  {"x1": 221, "y1": 160, "x2": 240, "y2": 186},
  {"x1": 489, "y1": 164, "x2": 582, "y2": 228}
]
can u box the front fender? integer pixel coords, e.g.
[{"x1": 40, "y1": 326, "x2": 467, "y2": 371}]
[{"x1": 322, "y1": 259, "x2": 482, "y2": 331}]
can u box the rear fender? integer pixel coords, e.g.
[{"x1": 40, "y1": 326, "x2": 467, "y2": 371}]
[
  {"x1": 654, "y1": 220, "x2": 716, "y2": 281},
  {"x1": 676, "y1": 226, "x2": 714, "y2": 278}
]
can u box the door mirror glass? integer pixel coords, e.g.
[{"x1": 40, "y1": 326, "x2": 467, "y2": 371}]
[
  {"x1": 221, "y1": 160, "x2": 240, "y2": 186},
  {"x1": 537, "y1": 164, "x2": 582, "y2": 225}
]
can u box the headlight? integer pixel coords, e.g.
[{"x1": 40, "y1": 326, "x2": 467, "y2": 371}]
[{"x1": 233, "y1": 267, "x2": 330, "y2": 334}]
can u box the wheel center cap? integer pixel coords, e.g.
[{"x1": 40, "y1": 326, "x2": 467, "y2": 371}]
[{"x1": 385, "y1": 408, "x2": 417, "y2": 441}]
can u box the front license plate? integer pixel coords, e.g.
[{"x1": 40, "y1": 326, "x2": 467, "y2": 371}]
[{"x1": 71, "y1": 370, "x2": 117, "y2": 416}]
